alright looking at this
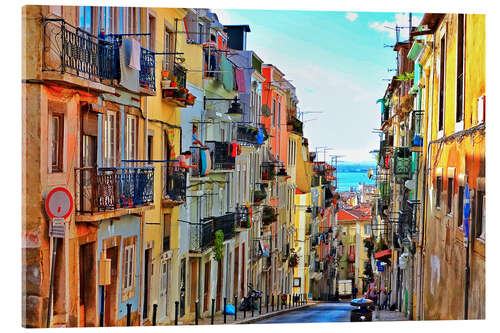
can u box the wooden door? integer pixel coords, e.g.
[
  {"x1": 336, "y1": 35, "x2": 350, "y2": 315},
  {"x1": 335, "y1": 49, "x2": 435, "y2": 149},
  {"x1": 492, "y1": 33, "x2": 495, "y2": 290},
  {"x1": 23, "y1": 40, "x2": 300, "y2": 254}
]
[
  {"x1": 240, "y1": 243, "x2": 245, "y2": 298},
  {"x1": 142, "y1": 249, "x2": 151, "y2": 319},
  {"x1": 203, "y1": 261, "x2": 211, "y2": 312},
  {"x1": 189, "y1": 260, "x2": 198, "y2": 313},
  {"x1": 79, "y1": 242, "x2": 96, "y2": 327},
  {"x1": 104, "y1": 246, "x2": 118, "y2": 327},
  {"x1": 234, "y1": 246, "x2": 239, "y2": 298}
]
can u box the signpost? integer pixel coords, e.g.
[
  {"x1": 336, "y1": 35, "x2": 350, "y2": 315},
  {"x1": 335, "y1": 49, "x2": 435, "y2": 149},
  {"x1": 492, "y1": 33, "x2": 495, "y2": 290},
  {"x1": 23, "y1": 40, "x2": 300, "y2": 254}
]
[
  {"x1": 463, "y1": 183, "x2": 470, "y2": 320},
  {"x1": 45, "y1": 187, "x2": 73, "y2": 328}
]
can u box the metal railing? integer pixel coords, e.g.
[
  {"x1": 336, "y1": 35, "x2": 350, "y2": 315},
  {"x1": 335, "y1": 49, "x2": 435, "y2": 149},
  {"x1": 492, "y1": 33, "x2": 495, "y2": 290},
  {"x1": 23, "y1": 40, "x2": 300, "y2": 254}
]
[
  {"x1": 173, "y1": 63, "x2": 187, "y2": 90},
  {"x1": 236, "y1": 125, "x2": 260, "y2": 145},
  {"x1": 75, "y1": 166, "x2": 154, "y2": 214},
  {"x1": 235, "y1": 205, "x2": 251, "y2": 228},
  {"x1": 42, "y1": 18, "x2": 114, "y2": 84},
  {"x1": 139, "y1": 47, "x2": 156, "y2": 90},
  {"x1": 162, "y1": 162, "x2": 187, "y2": 202},
  {"x1": 260, "y1": 163, "x2": 276, "y2": 181},
  {"x1": 213, "y1": 213, "x2": 236, "y2": 240},
  {"x1": 262, "y1": 206, "x2": 277, "y2": 226},
  {"x1": 190, "y1": 218, "x2": 214, "y2": 252},
  {"x1": 205, "y1": 141, "x2": 235, "y2": 170}
]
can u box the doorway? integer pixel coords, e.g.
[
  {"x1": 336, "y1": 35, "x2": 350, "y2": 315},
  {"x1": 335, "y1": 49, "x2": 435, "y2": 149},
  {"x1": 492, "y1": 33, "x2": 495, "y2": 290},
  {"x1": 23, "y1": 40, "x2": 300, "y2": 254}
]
[
  {"x1": 203, "y1": 261, "x2": 211, "y2": 312},
  {"x1": 79, "y1": 242, "x2": 96, "y2": 327},
  {"x1": 143, "y1": 248, "x2": 152, "y2": 320},
  {"x1": 104, "y1": 246, "x2": 118, "y2": 327},
  {"x1": 189, "y1": 260, "x2": 198, "y2": 313},
  {"x1": 180, "y1": 258, "x2": 186, "y2": 317},
  {"x1": 216, "y1": 261, "x2": 222, "y2": 311}
]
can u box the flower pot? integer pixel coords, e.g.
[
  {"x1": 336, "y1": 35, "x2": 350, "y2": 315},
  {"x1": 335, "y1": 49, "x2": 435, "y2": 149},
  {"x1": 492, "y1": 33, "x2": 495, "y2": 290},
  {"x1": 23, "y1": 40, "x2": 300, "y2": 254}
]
[
  {"x1": 170, "y1": 81, "x2": 178, "y2": 88},
  {"x1": 175, "y1": 91, "x2": 187, "y2": 100},
  {"x1": 163, "y1": 89, "x2": 176, "y2": 98},
  {"x1": 162, "y1": 70, "x2": 170, "y2": 79}
]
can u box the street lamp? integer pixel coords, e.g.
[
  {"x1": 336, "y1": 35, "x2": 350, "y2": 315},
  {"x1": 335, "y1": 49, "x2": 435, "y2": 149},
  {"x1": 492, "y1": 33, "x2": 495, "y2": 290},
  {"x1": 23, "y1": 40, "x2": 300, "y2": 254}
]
[{"x1": 203, "y1": 96, "x2": 243, "y2": 119}]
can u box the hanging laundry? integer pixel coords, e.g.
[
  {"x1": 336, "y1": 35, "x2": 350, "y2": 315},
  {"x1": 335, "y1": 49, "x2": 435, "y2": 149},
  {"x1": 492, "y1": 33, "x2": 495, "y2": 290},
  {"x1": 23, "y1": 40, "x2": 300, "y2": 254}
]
[
  {"x1": 129, "y1": 38, "x2": 141, "y2": 71},
  {"x1": 235, "y1": 68, "x2": 246, "y2": 93},
  {"x1": 119, "y1": 38, "x2": 140, "y2": 92}
]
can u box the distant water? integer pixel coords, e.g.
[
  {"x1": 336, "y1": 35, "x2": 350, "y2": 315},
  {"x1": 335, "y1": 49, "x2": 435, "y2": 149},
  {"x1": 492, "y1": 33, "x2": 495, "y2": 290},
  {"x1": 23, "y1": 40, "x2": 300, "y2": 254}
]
[{"x1": 336, "y1": 171, "x2": 374, "y2": 192}]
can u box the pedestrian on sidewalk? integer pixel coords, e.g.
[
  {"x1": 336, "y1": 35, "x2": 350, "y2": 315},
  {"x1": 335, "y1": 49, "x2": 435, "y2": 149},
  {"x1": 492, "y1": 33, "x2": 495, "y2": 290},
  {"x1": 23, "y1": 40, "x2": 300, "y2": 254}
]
[{"x1": 380, "y1": 289, "x2": 388, "y2": 310}]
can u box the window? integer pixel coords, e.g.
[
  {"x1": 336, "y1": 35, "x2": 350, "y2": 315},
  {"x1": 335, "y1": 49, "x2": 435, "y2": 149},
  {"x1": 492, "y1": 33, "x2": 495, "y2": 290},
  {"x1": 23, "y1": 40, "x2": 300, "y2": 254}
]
[
  {"x1": 123, "y1": 244, "x2": 135, "y2": 291},
  {"x1": 198, "y1": 23, "x2": 204, "y2": 44},
  {"x1": 125, "y1": 115, "x2": 138, "y2": 162},
  {"x1": 447, "y1": 177, "x2": 454, "y2": 215},
  {"x1": 364, "y1": 224, "x2": 371, "y2": 235},
  {"x1": 438, "y1": 34, "x2": 446, "y2": 133},
  {"x1": 277, "y1": 102, "x2": 281, "y2": 128},
  {"x1": 436, "y1": 176, "x2": 442, "y2": 209},
  {"x1": 147, "y1": 134, "x2": 153, "y2": 163},
  {"x1": 163, "y1": 214, "x2": 171, "y2": 252},
  {"x1": 272, "y1": 99, "x2": 276, "y2": 127},
  {"x1": 457, "y1": 185, "x2": 464, "y2": 227},
  {"x1": 476, "y1": 191, "x2": 485, "y2": 239},
  {"x1": 103, "y1": 112, "x2": 116, "y2": 167},
  {"x1": 456, "y1": 14, "x2": 465, "y2": 124},
  {"x1": 148, "y1": 12, "x2": 156, "y2": 50},
  {"x1": 51, "y1": 114, "x2": 64, "y2": 172},
  {"x1": 164, "y1": 28, "x2": 174, "y2": 71},
  {"x1": 79, "y1": 6, "x2": 93, "y2": 33}
]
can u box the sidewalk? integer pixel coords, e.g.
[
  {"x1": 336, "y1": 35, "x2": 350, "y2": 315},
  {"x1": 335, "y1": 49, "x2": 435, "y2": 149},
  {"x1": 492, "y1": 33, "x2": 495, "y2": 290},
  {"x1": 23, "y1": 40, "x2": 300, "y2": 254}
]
[
  {"x1": 373, "y1": 309, "x2": 408, "y2": 321},
  {"x1": 166, "y1": 302, "x2": 313, "y2": 326}
]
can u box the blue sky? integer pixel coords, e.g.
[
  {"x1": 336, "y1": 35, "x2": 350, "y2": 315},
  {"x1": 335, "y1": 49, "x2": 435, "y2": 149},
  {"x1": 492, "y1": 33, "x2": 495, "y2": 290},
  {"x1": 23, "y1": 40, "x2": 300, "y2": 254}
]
[{"x1": 213, "y1": 9, "x2": 422, "y2": 163}]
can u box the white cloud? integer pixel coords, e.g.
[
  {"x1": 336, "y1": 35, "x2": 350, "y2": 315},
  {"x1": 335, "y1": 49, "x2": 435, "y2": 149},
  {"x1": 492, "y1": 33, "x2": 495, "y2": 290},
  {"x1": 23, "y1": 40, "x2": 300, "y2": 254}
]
[
  {"x1": 369, "y1": 13, "x2": 423, "y2": 41},
  {"x1": 345, "y1": 12, "x2": 358, "y2": 22}
]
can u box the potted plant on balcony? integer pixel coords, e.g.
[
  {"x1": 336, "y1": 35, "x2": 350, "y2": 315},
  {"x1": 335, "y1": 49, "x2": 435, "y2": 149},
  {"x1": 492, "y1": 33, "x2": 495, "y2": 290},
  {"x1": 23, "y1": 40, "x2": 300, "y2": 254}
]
[
  {"x1": 254, "y1": 189, "x2": 267, "y2": 203},
  {"x1": 262, "y1": 206, "x2": 276, "y2": 224},
  {"x1": 186, "y1": 93, "x2": 197, "y2": 106},
  {"x1": 175, "y1": 88, "x2": 189, "y2": 101}
]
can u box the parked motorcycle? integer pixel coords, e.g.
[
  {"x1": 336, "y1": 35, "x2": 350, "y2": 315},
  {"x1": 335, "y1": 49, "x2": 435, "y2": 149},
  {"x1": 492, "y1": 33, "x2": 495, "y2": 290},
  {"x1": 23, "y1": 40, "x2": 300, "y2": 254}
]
[
  {"x1": 238, "y1": 283, "x2": 262, "y2": 311},
  {"x1": 350, "y1": 298, "x2": 374, "y2": 322}
]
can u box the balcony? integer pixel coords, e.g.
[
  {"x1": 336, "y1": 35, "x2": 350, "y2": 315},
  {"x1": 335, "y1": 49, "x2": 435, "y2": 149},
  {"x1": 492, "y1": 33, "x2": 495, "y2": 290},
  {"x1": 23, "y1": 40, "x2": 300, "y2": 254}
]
[
  {"x1": 236, "y1": 125, "x2": 260, "y2": 145},
  {"x1": 213, "y1": 213, "x2": 236, "y2": 240},
  {"x1": 41, "y1": 18, "x2": 115, "y2": 93},
  {"x1": 162, "y1": 63, "x2": 192, "y2": 107},
  {"x1": 394, "y1": 147, "x2": 412, "y2": 176},
  {"x1": 203, "y1": 48, "x2": 221, "y2": 80},
  {"x1": 189, "y1": 146, "x2": 211, "y2": 178},
  {"x1": 260, "y1": 162, "x2": 276, "y2": 182},
  {"x1": 190, "y1": 218, "x2": 214, "y2": 253},
  {"x1": 262, "y1": 205, "x2": 277, "y2": 226},
  {"x1": 75, "y1": 166, "x2": 154, "y2": 218},
  {"x1": 162, "y1": 162, "x2": 187, "y2": 207},
  {"x1": 205, "y1": 141, "x2": 235, "y2": 171},
  {"x1": 111, "y1": 36, "x2": 156, "y2": 94},
  {"x1": 287, "y1": 115, "x2": 303, "y2": 136},
  {"x1": 311, "y1": 175, "x2": 321, "y2": 187},
  {"x1": 235, "y1": 205, "x2": 251, "y2": 229}
]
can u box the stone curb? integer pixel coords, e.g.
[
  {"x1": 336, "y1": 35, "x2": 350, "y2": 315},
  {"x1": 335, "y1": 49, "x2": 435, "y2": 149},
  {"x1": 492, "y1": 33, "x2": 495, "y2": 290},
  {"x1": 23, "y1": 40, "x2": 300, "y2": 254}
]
[{"x1": 236, "y1": 303, "x2": 314, "y2": 324}]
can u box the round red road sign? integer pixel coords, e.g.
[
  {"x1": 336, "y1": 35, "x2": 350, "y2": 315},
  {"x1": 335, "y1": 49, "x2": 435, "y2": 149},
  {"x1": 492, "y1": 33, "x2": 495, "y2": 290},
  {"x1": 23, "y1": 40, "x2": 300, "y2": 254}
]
[{"x1": 45, "y1": 187, "x2": 73, "y2": 219}]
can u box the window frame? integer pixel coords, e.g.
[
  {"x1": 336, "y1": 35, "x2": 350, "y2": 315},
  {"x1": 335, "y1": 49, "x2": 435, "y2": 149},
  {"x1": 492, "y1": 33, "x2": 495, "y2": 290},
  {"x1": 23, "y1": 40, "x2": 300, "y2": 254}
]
[
  {"x1": 447, "y1": 176, "x2": 454, "y2": 215},
  {"x1": 50, "y1": 113, "x2": 64, "y2": 173},
  {"x1": 436, "y1": 176, "x2": 442, "y2": 210},
  {"x1": 455, "y1": 14, "x2": 465, "y2": 132},
  {"x1": 437, "y1": 28, "x2": 446, "y2": 137},
  {"x1": 103, "y1": 111, "x2": 117, "y2": 167}
]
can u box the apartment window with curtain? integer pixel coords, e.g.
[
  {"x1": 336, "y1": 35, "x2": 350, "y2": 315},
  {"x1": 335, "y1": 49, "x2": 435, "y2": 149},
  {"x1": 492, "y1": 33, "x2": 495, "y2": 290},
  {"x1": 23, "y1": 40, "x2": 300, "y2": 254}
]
[
  {"x1": 148, "y1": 12, "x2": 156, "y2": 50},
  {"x1": 79, "y1": 6, "x2": 93, "y2": 33},
  {"x1": 456, "y1": 14, "x2": 465, "y2": 124},
  {"x1": 438, "y1": 34, "x2": 446, "y2": 133},
  {"x1": 51, "y1": 114, "x2": 64, "y2": 172}
]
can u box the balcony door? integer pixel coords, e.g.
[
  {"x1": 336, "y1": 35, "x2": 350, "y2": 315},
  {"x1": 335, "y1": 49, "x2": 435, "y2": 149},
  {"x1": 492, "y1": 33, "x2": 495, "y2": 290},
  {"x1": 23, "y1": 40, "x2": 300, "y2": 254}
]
[{"x1": 81, "y1": 108, "x2": 98, "y2": 212}]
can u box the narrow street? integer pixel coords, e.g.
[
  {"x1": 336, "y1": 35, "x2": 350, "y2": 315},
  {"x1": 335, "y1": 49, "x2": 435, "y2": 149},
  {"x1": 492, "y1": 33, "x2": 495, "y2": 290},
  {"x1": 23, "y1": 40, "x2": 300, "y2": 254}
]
[{"x1": 255, "y1": 302, "x2": 353, "y2": 324}]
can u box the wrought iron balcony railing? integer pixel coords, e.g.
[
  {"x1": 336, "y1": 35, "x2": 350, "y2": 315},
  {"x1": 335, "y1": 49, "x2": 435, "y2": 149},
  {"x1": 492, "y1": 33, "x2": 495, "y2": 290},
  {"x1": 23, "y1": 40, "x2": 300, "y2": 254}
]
[
  {"x1": 394, "y1": 147, "x2": 412, "y2": 176},
  {"x1": 235, "y1": 205, "x2": 251, "y2": 228},
  {"x1": 42, "y1": 18, "x2": 114, "y2": 85},
  {"x1": 262, "y1": 205, "x2": 277, "y2": 226},
  {"x1": 190, "y1": 218, "x2": 214, "y2": 252},
  {"x1": 236, "y1": 125, "x2": 260, "y2": 145},
  {"x1": 139, "y1": 47, "x2": 155, "y2": 90},
  {"x1": 162, "y1": 162, "x2": 187, "y2": 203},
  {"x1": 287, "y1": 115, "x2": 303, "y2": 135},
  {"x1": 205, "y1": 141, "x2": 236, "y2": 170},
  {"x1": 260, "y1": 162, "x2": 276, "y2": 181},
  {"x1": 213, "y1": 213, "x2": 236, "y2": 240},
  {"x1": 75, "y1": 166, "x2": 154, "y2": 214}
]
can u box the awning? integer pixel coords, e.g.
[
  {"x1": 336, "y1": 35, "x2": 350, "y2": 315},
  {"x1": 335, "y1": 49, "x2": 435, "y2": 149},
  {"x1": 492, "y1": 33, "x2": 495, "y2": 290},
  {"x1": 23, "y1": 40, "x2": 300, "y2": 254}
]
[{"x1": 374, "y1": 249, "x2": 392, "y2": 259}]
